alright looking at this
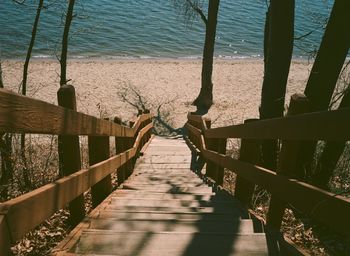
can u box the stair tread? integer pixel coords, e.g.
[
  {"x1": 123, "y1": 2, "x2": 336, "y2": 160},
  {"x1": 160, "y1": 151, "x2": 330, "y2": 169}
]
[
  {"x1": 97, "y1": 210, "x2": 248, "y2": 220},
  {"x1": 89, "y1": 219, "x2": 254, "y2": 233},
  {"x1": 74, "y1": 230, "x2": 268, "y2": 255}
]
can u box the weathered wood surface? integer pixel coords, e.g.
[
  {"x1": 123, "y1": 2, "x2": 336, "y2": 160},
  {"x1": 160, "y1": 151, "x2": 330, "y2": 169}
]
[
  {"x1": 185, "y1": 116, "x2": 350, "y2": 235},
  {"x1": 74, "y1": 231, "x2": 268, "y2": 255},
  {"x1": 204, "y1": 107, "x2": 350, "y2": 140},
  {"x1": 54, "y1": 136, "x2": 269, "y2": 255},
  {"x1": 0, "y1": 89, "x2": 152, "y2": 137},
  {"x1": 0, "y1": 121, "x2": 153, "y2": 245}
]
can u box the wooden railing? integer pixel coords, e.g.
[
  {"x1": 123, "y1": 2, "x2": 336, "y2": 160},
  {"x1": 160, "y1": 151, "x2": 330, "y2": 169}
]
[
  {"x1": 0, "y1": 89, "x2": 153, "y2": 254},
  {"x1": 185, "y1": 94, "x2": 350, "y2": 240}
]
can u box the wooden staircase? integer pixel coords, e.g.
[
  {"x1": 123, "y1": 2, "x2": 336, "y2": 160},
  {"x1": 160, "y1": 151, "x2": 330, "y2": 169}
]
[{"x1": 55, "y1": 136, "x2": 269, "y2": 255}]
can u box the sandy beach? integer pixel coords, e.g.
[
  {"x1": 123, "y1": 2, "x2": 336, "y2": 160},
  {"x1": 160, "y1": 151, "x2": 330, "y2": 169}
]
[{"x1": 2, "y1": 59, "x2": 313, "y2": 129}]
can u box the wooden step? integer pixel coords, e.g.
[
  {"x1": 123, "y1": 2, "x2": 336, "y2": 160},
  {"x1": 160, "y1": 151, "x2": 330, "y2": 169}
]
[
  {"x1": 138, "y1": 156, "x2": 192, "y2": 164},
  {"x1": 121, "y1": 182, "x2": 206, "y2": 189},
  {"x1": 73, "y1": 230, "x2": 268, "y2": 255},
  {"x1": 53, "y1": 136, "x2": 270, "y2": 255},
  {"x1": 97, "y1": 210, "x2": 247, "y2": 221},
  {"x1": 131, "y1": 170, "x2": 200, "y2": 175},
  {"x1": 89, "y1": 219, "x2": 254, "y2": 233},
  {"x1": 126, "y1": 176, "x2": 204, "y2": 183},
  {"x1": 121, "y1": 185, "x2": 213, "y2": 194},
  {"x1": 122, "y1": 183, "x2": 208, "y2": 189},
  {"x1": 131, "y1": 173, "x2": 200, "y2": 179},
  {"x1": 135, "y1": 163, "x2": 190, "y2": 169},
  {"x1": 111, "y1": 191, "x2": 229, "y2": 201},
  {"x1": 105, "y1": 205, "x2": 243, "y2": 214},
  {"x1": 109, "y1": 198, "x2": 241, "y2": 209},
  {"x1": 144, "y1": 150, "x2": 191, "y2": 156}
]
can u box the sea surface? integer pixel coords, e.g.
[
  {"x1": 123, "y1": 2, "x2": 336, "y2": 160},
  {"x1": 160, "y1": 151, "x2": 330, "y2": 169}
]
[{"x1": 0, "y1": 0, "x2": 334, "y2": 59}]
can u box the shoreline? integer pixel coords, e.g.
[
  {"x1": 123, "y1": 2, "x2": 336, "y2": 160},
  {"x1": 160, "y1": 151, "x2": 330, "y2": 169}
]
[
  {"x1": 2, "y1": 56, "x2": 314, "y2": 64},
  {"x1": 1, "y1": 58, "x2": 312, "y2": 130}
]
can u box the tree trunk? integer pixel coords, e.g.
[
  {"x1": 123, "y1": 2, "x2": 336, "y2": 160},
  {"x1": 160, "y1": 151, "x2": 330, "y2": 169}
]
[
  {"x1": 259, "y1": 0, "x2": 295, "y2": 171},
  {"x1": 20, "y1": 0, "x2": 44, "y2": 183},
  {"x1": 304, "y1": 0, "x2": 350, "y2": 112},
  {"x1": 0, "y1": 134, "x2": 13, "y2": 200},
  {"x1": 301, "y1": 0, "x2": 350, "y2": 179},
  {"x1": 0, "y1": 60, "x2": 12, "y2": 199},
  {"x1": 0, "y1": 60, "x2": 3, "y2": 88},
  {"x1": 22, "y1": 0, "x2": 44, "y2": 96},
  {"x1": 192, "y1": 0, "x2": 220, "y2": 115},
  {"x1": 60, "y1": 0, "x2": 75, "y2": 86},
  {"x1": 313, "y1": 87, "x2": 350, "y2": 189}
]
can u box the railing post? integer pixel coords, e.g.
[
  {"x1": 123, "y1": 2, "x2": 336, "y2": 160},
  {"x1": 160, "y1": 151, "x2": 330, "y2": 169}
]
[
  {"x1": 0, "y1": 215, "x2": 11, "y2": 256},
  {"x1": 88, "y1": 130, "x2": 111, "y2": 208},
  {"x1": 205, "y1": 119, "x2": 216, "y2": 180},
  {"x1": 144, "y1": 110, "x2": 152, "y2": 141},
  {"x1": 204, "y1": 120, "x2": 226, "y2": 186},
  {"x1": 235, "y1": 119, "x2": 260, "y2": 206},
  {"x1": 114, "y1": 117, "x2": 127, "y2": 184},
  {"x1": 57, "y1": 84, "x2": 85, "y2": 226},
  {"x1": 127, "y1": 121, "x2": 136, "y2": 178},
  {"x1": 267, "y1": 94, "x2": 310, "y2": 230}
]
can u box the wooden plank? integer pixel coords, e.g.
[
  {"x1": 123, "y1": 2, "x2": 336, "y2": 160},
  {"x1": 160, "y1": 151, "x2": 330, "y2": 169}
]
[
  {"x1": 0, "y1": 215, "x2": 11, "y2": 255},
  {"x1": 138, "y1": 156, "x2": 192, "y2": 164},
  {"x1": 74, "y1": 230, "x2": 268, "y2": 255},
  {"x1": 57, "y1": 85, "x2": 85, "y2": 226},
  {"x1": 204, "y1": 107, "x2": 350, "y2": 140},
  {"x1": 108, "y1": 198, "x2": 241, "y2": 209},
  {"x1": 0, "y1": 148, "x2": 134, "y2": 242},
  {"x1": 0, "y1": 89, "x2": 151, "y2": 138},
  {"x1": 110, "y1": 191, "x2": 226, "y2": 201},
  {"x1": 98, "y1": 210, "x2": 243, "y2": 221},
  {"x1": 130, "y1": 114, "x2": 152, "y2": 137},
  {"x1": 235, "y1": 119, "x2": 260, "y2": 207},
  {"x1": 202, "y1": 149, "x2": 350, "y2": 235},
  {"x1": 105, "y1": 205, "x2": 240, "y2": 214},
  {"x1": 123, "y1": 180, "x2": 205, "y2": 186},
  {"x1": 0, "y1": 89, "x2": 136, "y2": 136},
  {"x1": 135, "y1": 163, "x2": 190, "y2": 169},
  {"x1": 121, "y1": 185, "x2": 213, "y2": 194},
  {"x1": 89, "y1": 135, "x2": 112, "y2": 208},
  {"x1": 0, "y1": 121, "x2": 152, "y2": 242},
  {"x1": 267, "y1": 94, "x2": 310, "y2": 230},
  {"x1": 89, "y1": 219, "x2": 254, "y2": 233},
  {"x1": 109, "y1": 197, "x2": 236, "y2": 205}
]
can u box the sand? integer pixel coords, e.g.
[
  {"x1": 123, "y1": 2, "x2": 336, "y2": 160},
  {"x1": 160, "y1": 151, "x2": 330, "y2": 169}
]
[{"x1": 2, "y1": 58, "x2": 312, "y2": 129}]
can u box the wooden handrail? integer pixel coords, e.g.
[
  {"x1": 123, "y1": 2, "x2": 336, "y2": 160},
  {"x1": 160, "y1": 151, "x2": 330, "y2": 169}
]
[
  {"x1": 0, "y1": 89, "x2": 154, "y2": 253},
  {"x1": 185, "y1": 112, "x2": 350, "y2": 235},
  {"x1": 0, "y1": 122, "x2": 153, "y2": 245},
  {"x1": 0, "y1": 89, "x2": 153, "y2": 137},
  {"x1": 204, "y1": 107, "x2": 350, "y2": 140}
]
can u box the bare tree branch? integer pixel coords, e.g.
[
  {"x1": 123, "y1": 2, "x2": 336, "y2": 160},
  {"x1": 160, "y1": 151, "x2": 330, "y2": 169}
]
[
  {"x1": 60, "y1": 0, "x2": 76, "y2": 86},
  {"x1": 185, "y1": 0, "x2": 207, "y2": 25},
  {"x1": 173, "y1": 0, "x2": 207, "y2": 25}
]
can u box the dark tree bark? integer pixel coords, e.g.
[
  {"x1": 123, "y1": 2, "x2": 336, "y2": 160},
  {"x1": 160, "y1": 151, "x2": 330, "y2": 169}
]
[
  {"x1": 22, "y1": 0, "x2": 44, "y2": 96},
  {"x1": 0, "y1": 60, "x2": 13, "y2": 199},
  {"x1": 0, "y1": 60, "x2": 3, "y2": 88},
  {"x1": 300, "y1": 0, "x2": 350, "y2": 179},
  {"x1": 259, "y1": 0, "x2": 295, "y2": 171},
  {"x1": 192, "y1": 0, "x2": 220, "y2": 115},
  {"x1": 20, "y1": 0, "x2": 44, "y2": 188},
  {"x1": 60, "y1": 0, "x2": 75, "y2": 86},
  {"x1": 313, "y1": 87, "x2": 350, "y2": 189},
  {"x1": 0, "y1": 134, "x2": 13, "y2": 199},
  {"x1": 304, "y1": 0, "x2": 350, "y2": 112}
]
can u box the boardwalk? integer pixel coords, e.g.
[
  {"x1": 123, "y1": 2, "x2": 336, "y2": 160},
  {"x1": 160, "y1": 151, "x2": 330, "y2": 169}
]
[{"x1": 55, "y1": 136, "x2": 269, "y2": 255}]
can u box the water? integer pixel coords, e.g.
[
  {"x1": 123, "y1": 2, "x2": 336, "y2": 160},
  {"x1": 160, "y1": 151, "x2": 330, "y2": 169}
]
[{"x1": 0, "y1": 0, "x2": 334, "y2": 59}]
